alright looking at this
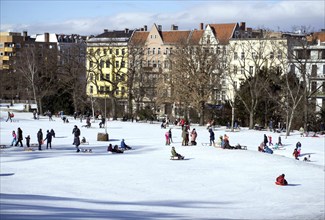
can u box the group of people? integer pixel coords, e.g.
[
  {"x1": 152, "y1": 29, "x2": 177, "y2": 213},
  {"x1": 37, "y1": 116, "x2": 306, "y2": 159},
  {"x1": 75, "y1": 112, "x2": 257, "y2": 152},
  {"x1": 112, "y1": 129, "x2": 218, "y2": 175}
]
[
  {"x1": 10, "y1": 127, "x2": 55, "y2": 151},
  {"x1": 107, "y1": 139, "x2": 132, "y2": 154}
]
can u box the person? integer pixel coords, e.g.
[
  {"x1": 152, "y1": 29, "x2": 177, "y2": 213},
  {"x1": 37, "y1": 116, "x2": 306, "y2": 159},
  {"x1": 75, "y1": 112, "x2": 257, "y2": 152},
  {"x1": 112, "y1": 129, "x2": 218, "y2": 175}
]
[
  {"x1": 86, "y1": 117, "x2": 91, "y2": 128},
  {"x1": 171, "y1": 146, "x2": 184, "y2": 159},
  {"x1": 99, "y1": 117, "x2": 106, "y2": 128},
  {"x1": 216, "y1": 135, "x2": 224, "y2": 148},
  {"x1": 168, "y1": 129, "x2": 173, "y2": 143},
  {"x1": 6, "y1": 111, "x2": 12, "y2": 122},
  {"x1": 165, "y1": 131, "x2": 170, "y2": 145},
  {"x1": 209, "y1": 128, "x2": 215, "y2": 146},
  {"x1": 258, "y1": 142, "x2": 264, "y2": 152},
  {"x1": 81, "y1": 137, "x2": 87, "y2": 144},
  {"x1": 293, "y1": 148, "x2": 299, "y2": 160},
  {"x1": 74, "y1": 135, "x2": 81, "y2": 153},
  {"x1": 37, "y1": 129, "x2": 43, "y2": 151},
  {"x1": 190, "y1": 128, "x2": 197, "y2": 145},
  {"x1": 72, "y1": 125, "x2": 80, "y2": 144},
  {"x1": 10, "y1": 130, "x2": 17, "y2": 146},
  {"x1": 50, "y1": 129, "x2": 55, "y2": 138},
  {"x1": 264, "y1": 145, "x2": 273, "y2": 154},
  {"x1": 296, "y1": 142, "x2": 302, "y2": 156},
  {"x1": 277, "y1": 136, "x2": 283, "y2": 146},
  {"x1": 107, "y1": 144, "x2": 113, "y2": 152},
  {"x1": 48, "y1": 110, "x2": 53, "y2": 121},
  {"x1": 44, "y1": 130, "x2": 53, "y2": 149},
  {"x1": 299, "y1": 127, "x2": 305, "y2": 137},
  {"x1": 120, "y1": 139, "x2": 132, "y2": 150},
  {"x1": 25, "y1": 135, "x2": 31, "y2": 148},
  {"x1": 15, "y1": 127, "x2": 23, "y2": 147},
  {"x1": 182, "y1": 125, "x2": 189, "y2": 146},
  {"x1": 113, "y1": 145, "x2": 124, "y2": 153},
  {"x1": 263, "y1": 134, "x2": 268, "y2": 146},
  {"x1": 268, "y1": 136, "x2": 273, "y2": 146},
  {"x1": 275, "y1": 174, "x2": 288, "y2": 186}
]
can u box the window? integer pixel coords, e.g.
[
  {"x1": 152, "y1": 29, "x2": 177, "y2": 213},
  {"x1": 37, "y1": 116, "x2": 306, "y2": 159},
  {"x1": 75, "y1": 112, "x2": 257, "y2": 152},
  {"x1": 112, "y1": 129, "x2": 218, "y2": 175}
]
[
  {"x1": 233, "y1": 66, "x2": 237, "y2": 74},
  {"x1": 270, "y1": 52, "x2": 274, "y2": 59},
  {"x1": 323, "y1": 65, "x2": 325, "y2": 76},
  {"x1": 234, "y1": 52, "x2": 238, "y2": 60},
  {"x1": 122, "y1": 48, "x2": 125, "y2": 55},
  {"x1": 165, "y1": 48, "x2": 168, "y2": 54},
  {"x1": 90, "y1": 61, "x2": 93, "y2": 68},
  {"x1": 311, "y1": 65, "x2": 317, "y2": 77},
  {"x1": 106, "y1": 60, "x2": 110, "y2": 68},
  {"x1": 90, "y1": 86, "x2": 93, "y2": 94},
  {"x1": 147, "y1": 60, "x2": 151, "y2": 67},
  {"x1": 158, "y1": 60, "x2": 161, "y2": 68},
  {"x1": 153, "y1": 48, "x2": 156, "y2": 54},
  {"x1": 121, "y1": 61, "x2": 125, "y2": 68},
  {"x1": 290, "y1": 65, "x2": 295, "y2": 74},
  {"x1": 103, "y1": 49, "x2": 107, "y2": 55},
  {"x1": 109, "y1": 49, "x2": 113, "y2": 54},
  {"x1": 106, "y1": 74, "x2": 110, "y2": 80},
  {"x1": 90, "y1": 73, "x2": 93, "y2": 81},
  {"x1": 153, "y1": 60, "x2": 156, "y2": 68},
  {"x1": 148, "y1": 48, "x2": 150, "y2": 55},
  {"x1": 241, "y1": 52, "x2": 245, "y2": 59},
  {"x1": 121, "y1": 87, "x2": 125, "y2": 96},
  {"x1": 115, "y1": 61, "x2": 119, "y2": 68},
  {"x1": 241, "y1": 67, "x2": 245, "y2": 74},
  {"x1": 100, "y1": 60, "x2": 104, "y2": 68},
  {"x1": 277, "y1": 51, "x2": 282, "y2": 59},
  {"x1": 222, "y1": 91, "x2": 226, "y2": 101},
  {"x1": 234, "y1": 81, "x2": 238, "y2": 90},
  {"x1": 116, "y1": 49, "x2": 119, "y2": 55},
  {"x1": 249, "y1": 66, "x2": 253, "y2": 74},
  {"x1": 158, "y1": 48, "x2": 161, "y2": 54}
]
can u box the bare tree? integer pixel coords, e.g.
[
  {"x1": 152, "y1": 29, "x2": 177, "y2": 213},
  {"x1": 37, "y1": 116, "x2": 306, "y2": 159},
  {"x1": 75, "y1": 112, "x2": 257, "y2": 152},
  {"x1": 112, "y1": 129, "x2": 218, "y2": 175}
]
[
  {"x1": 226, "y1": 38, "x2": 280, "y2": 129},
  {"x1": 15, "y1": 45, "x2": 58, "y2": 114},
  {"x1": 160, "y1": 41, "x2": 223, "y2": 125},
  {"x1": 58, "y1": 42, "x2": 88, "y2": 113}
]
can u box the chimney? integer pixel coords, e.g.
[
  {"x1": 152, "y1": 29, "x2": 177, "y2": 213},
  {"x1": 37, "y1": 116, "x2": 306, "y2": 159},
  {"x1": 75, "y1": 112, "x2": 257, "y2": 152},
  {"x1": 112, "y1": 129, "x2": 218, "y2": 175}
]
[
  {"x1": 125, "y1": 28, "x2": 129, "y2": 33},
  {"x1": 200, "y1": 23, "x2": 204, "y2": 30},
  {"x1": 104, "y1": 29, "x2": 108, "y2": 33},
  {"x1": 44, "y1": 32, "x2": 49, "y2": 42},
  {"x1": 171, "y1": 24, "x2": 178, "y2": 30},
  {"x1": 23, "y1": 31, "x2": 27, "y2": 41},
  {"x1": 240, "y1": 22, "x2": 246, "y2": 31},
  {"x1": 144, "y1": 25, "x2": 147, "y2": 31},
  {"x1": 158, "y1": 25, "x2": 162, "y2": 31}
]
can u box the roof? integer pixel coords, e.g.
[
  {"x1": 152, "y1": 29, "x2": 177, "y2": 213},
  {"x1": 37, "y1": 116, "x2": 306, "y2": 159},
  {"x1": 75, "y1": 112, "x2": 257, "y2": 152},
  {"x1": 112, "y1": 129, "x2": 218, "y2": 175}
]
[
  {"x1": 208, "y1": 23, "x2": 237, "y2": 44},
  {"x1": 310, "y1": 32, "x2": 325, "y2": 43},
  {"x1": 160, "y1": 30, "x2": 191, "y2": 44},
  {"x1": 95, "y1": 30, "x2": 134, "y2": 38},
  {"x1": 188, "y1": 30, "x2": 204, "y2": 44},
  {"x1": 129, "y1": 31, "x2": 149, "y2": 45}
]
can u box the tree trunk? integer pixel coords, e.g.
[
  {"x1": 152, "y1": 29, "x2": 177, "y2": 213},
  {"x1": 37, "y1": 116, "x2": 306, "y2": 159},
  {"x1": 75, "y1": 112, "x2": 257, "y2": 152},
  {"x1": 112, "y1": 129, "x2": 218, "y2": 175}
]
[
  {"x1": 231, "y1": 106, "x2": 235, "y2": 132},
  {"x1": 111, "y1": 98, "x2": 117, "y2": 120},
  {"x1": 249, "y1": 111, "x2": 254, "y2": 129}
]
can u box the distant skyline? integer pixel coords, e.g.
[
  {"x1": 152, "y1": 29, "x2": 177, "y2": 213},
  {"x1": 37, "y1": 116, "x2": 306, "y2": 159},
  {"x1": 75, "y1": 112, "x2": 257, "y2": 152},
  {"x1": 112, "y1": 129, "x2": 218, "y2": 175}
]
[{"x1": 1, "y1": 0, "x2": 324, "y2": 36}]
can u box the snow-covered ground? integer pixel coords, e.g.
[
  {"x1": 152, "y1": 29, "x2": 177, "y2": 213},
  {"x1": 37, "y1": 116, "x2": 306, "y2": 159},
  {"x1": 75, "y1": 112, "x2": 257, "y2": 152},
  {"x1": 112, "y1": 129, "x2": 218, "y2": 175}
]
[{"x1": 0, "y1": 109, "x2": 324, "y2": 220}]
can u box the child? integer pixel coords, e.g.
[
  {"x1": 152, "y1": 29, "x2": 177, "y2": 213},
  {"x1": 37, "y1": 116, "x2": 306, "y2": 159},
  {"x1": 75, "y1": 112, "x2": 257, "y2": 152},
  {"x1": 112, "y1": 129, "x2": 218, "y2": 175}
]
[
  {"x1": 11, "y1": 131, "x2": 17, "y2": 146},
  {"x1": 25, "y1": 135, "x2": 31, "y2": 148},
  {"x1": 275, "y1": 174, "x2": 288, "y2": 185},
  {"x1": 165, "y1": 131, "x2": 170, "y2": 145},
  {"x1": 268, "y1": 136, "x2": 273, "y2": 146},
  {"x1": 293, "y1": 148, "x2": 299, "y2": 160}
]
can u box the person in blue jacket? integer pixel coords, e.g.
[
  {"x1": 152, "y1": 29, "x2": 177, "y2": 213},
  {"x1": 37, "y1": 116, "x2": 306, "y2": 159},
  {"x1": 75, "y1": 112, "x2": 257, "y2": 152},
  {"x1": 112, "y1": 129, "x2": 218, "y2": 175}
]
[{"x1": 121, "y1": 139, "x2": 132, "y2": 150}]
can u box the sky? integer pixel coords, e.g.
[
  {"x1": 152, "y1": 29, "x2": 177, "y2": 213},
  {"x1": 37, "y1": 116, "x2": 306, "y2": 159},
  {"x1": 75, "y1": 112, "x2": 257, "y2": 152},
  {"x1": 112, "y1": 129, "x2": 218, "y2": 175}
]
[{"x1": 0, "y1": 0, "x2": 324, "y2": 36}]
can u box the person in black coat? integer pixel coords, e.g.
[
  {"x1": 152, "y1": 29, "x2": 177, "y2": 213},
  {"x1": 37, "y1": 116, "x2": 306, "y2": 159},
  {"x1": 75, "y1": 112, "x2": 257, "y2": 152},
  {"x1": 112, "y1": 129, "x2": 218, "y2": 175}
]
[
  {"x1": 263, "y1": 134, "x2": 268, "y2": 146},
  {"x1": 44, "y1": 130, "x2": 53, "y2": 149},
  {"x1": 72, "y1": 125, "x2": 80, "y2": 144},
  {"x1": 15, "y1": 127, "x2": 23, "y2": 147},
  {"x1": 37, "y1": 129, "x2": 43, "y2": 151}
]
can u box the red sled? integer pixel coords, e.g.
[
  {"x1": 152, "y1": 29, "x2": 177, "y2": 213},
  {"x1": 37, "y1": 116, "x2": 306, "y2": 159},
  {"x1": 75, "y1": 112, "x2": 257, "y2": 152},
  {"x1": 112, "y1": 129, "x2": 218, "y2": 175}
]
[
  {"x1": 10, "y1": 113, "x2": 14, "y2": 118},
  {"x1": 275, "y1": 181, "x2": 285, "y2": 186}
]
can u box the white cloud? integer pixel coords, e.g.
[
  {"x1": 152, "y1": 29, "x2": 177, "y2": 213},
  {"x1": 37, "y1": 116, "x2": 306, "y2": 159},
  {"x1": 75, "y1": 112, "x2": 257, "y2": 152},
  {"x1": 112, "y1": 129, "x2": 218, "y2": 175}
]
[{"x1": 1, "y1": 1, "x2": 324, "y2": 35}]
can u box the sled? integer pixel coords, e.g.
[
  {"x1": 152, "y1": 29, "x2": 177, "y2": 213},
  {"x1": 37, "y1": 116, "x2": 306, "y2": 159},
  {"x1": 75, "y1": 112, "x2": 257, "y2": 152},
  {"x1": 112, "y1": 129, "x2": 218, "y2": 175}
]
[
  {"x1": 0, "y1": 145, "x2": 11, "y2": 149},
  {"x1": 170, "y1": 156, "x2": 185, "y2": 160},
  {"x1": 201, "y1": 143, "x2": 212, "y2": 146},
  {"x1": 81, "y1": 142, "x2": 89, "y2": 145},
  {"x1": 275, "y1": 182, "x2": 286, "y2": 186}
]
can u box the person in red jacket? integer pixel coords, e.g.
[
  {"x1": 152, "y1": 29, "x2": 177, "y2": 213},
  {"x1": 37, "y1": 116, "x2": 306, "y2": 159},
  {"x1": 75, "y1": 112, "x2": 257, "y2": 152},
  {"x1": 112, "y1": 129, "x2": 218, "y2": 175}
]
[
  {"x1": 276, "y1": 174, "x2": 288, "y2": 185},
  {"x1": 293, "y1": 148, "x2": 299, "y2": 160}
]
